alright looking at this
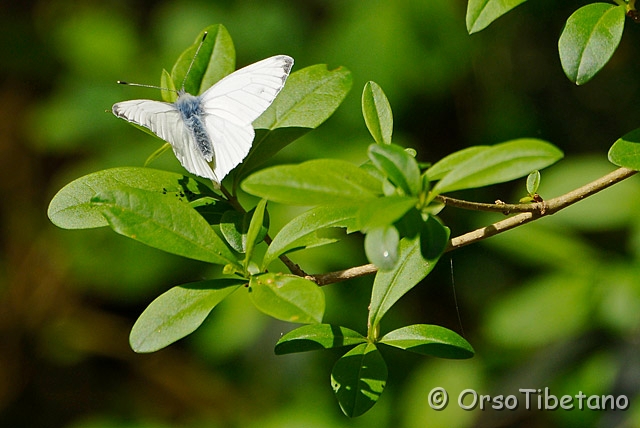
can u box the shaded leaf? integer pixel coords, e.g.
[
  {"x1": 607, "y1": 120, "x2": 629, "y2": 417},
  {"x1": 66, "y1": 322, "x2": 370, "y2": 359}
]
[
  {"x1": 242, "y1": 159, "x2": 383, "y2": 205},
  {"x1": 130, "y1": 279, "x2": 244, "y2": 353},
  {"x1": 220, "y1": 203, "x2": 269, "y2": 254},
  {"x1": 380, "y1": 324, "x2": 474, "y2": 359},
  {"x1": 275, "y1": 324, "x2": 366, "y2": 354},
  {"x1": 248, "y1": 273, "x2": 324, "y2": 323},
  {"x1": 558, "y1": 4, "x2": 625, "y2": 85},
  {"x1": 368, "y1": 224, "x2": 449, "y2": 331},
  {"x1": 362, "y1": 81, "x2": 393, "y2": 145},
  {"x1": 364, "y1": 225, "x2": 399, "y2": 271},
  {"x1": 243, "y1": 199, "x2": 268, "y2": 270},
  {"x1": 331, "y1": 343, "x2": 387, "y2": 418}
]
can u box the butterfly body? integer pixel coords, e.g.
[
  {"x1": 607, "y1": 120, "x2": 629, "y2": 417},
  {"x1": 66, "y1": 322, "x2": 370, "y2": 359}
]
[
  {"x1": 175, "y1": 91, "x2": 214, "y2": 161},
  {"x1": 113, "y1": 55, "x2": 294, "y2": 184}
]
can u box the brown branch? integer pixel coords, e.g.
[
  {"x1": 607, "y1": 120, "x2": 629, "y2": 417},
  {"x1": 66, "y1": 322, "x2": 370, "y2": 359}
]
[
  {"x1": 307, "y1": 167, "x2": 637, "y2": 285},
  {"x1": 436, "y1": 195, "x2": 541, "y2": 214}
]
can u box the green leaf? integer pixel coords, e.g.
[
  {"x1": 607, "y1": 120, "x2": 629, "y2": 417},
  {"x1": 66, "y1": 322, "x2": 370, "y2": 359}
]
[
  {"x1": 275, "y1": 324, "x2": 367, "y2": 354},
  {"x1": 466, "y1": 0, "x2": 528, "y2": 34},
  {"x1": 368, "y1": 223, "x2": 449, "y2": 332},
  {"x1": 242, "y1": 159, "x2": 383, "y2": 205},
  {"x1": 48, "y1": 167, "x2": 214, "y2": 230},
  {"x1": 432, "y1": 139, "x2": 563, "y2": 195},
  {"x1": 130, "y1": 279, "x2": 244, "y2": 353},
  {"x1": 362, "y1": 81, "x2": 393, "y2": 145},
  {"x1": 331, "y1": 343, "x2": 387, "y2": 418},
  {"x1": 420, "y1": 214, "x2": 449, "y2": 260},
  {"x1": 243, "y1": 199, "x2": 268, "y2": 270},
  {"x1": 424, "y1": 146, "x2": 489, "y2": 181},
  {"x1": 237, "y1": 64, "x2": 353, "y2": 181},
  {"x1": 368, "y1": 144, "x2": 421, "y2": 196},
  {"x1": 364, "y1": 225, "x2": 399, "y2": 271},
  {"x1": 357, "y1": 195, "x2": 418, "y2": 231},
  {"x1": 171, "y1": 24, "x2": 235, "y2": 96},
  {"x1": 379, "y1": 324, "x2": 474, "y2": 359},
  {"x1": 608, "y1": 128, "x2": 640, "y2": 170},
  {"x1": 526, "y1": 170, "x2": 541, "y2": 195},
  {"x1": 558, "y1": 4, "x2": 625, "y2": 85},
  {"x1": 262, "y1": 203, "x2": 360, "y2": 269},
  {"x1": 90, "y1": 187, "x2": 239, "y2": 267},
  {"x1": 219, "y1": 203, "x2": 269, "y2": 254},
  {"x1": 248, "y1": 273, "x2": 324, "y2": 323},
  {"x1": 160, "y1": 69, "x2": 177, "y2": 103}
]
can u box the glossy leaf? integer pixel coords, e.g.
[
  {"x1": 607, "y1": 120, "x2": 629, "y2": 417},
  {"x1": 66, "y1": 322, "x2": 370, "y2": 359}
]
[
  {"x1": 130, "y1": 279, "x2": 244, "y2": 353},
  {"x1": 368, "y1": 220, "x2": 449, "y2": 332},
  {"x1": 364, "y1": 225, "x2": 399, "y2": 271},
  {"x1": 466, "y1": 0, "x2": 528, "y2": 34},
  {"x1": 424, "y1": 146, "x2": 489, "y2": 181},
  {"x1": 357, "y1": 196, "x2": 418, "y2": 232},
  {"x1": 526, "y1": 170, "x2": 541, "y2": 195},
  {"x1": 262, "y1": 203, "x2": 360, "y2": 269},
  {"x1": 48, "y1": 167, "x2": 214, "y2": 230},
  {"x1": 220, "y1": 202, "x2": 269, "y2": 255},
  {"x1": 558, "y1": 3, "x2": 625, "y2": 85},
  {"x1": 243, "y1": 199, "x2": 268, "y2": 270},
  {"x1": 237, "y1": 64, "x2": 353, "y2": 180},
  {"x1": 432, "y1": 139, "x2": 563, "y2": 195},
  {"x1": 362, "y1": 81, "x2": 393, "y2": 145},
  {"x1": 331, "y1": 343, "x2": 387, "y2": 418},
  {"x1": 608, "y1": 128, "x2": 640, "y2": 170},
  {"x1": 171, "y1": 24, "x2": 235, "y2": 96},
  {"x1": 275, "y1": 324, "x2": 367, "y2": 354},
  {"x1": 368, "y1": 144, "x2": 421, "y2": 196},
  {"x1": 159, "y1": 70, "x2": 177, "y2": 103},
  {"x1": 89, "y1": 188, "x2": 239, "y2": 267},
  {"x1": 248, "y1": 273, "x2": 324, "y2": 323},
  {"x1": 242, "y1": 159, "x2": 383, "y2": 205},
  {"x1": 380, "y1": 324, "x2": 474, "y2": 359}
]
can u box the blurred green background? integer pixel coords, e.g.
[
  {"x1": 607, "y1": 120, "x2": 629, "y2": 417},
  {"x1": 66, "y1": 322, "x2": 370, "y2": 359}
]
[{"x1": 3, "y1": 0, "x2": 640, "y2": 426}]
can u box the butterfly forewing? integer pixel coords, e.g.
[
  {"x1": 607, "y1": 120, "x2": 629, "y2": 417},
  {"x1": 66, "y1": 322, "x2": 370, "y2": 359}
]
[{"x1": 113, "y1": 54, "x2": 294, "y2": 184}]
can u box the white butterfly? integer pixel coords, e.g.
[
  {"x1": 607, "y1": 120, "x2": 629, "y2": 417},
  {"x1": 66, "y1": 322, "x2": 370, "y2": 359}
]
[{"x1": 113, "y1": 54, "x2": 294, "y2": 185}]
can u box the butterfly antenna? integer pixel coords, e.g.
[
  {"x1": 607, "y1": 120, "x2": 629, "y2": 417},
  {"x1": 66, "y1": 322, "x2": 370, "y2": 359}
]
[
  {"x1": 116, "y1": 81, "x2": 178, "y2": 94},
  {"x1": 181, "y1": 31, "x2": 208, "y2": 90}
]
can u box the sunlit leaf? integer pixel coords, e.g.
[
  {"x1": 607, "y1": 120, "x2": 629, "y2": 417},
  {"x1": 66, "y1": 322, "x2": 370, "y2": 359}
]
[
  {"x1": 466, "y1": 0, "x2": 528, "y2": 34},
  {"x1": 248, "y1": 273, "x2": 324, "y2": 323},
  {"x1": 275, "y1": 324, "x2": 366, "y2": 354},
  {"x1": 558, "y1": 3, "x2": 625, "y2": 85},
  {"x1": 243, "y1": 199, "x2": 268, "y2": 270},
  {"x1": 362, "y1": 81, "x2": 393, "y2": 145},
  {"x1": 48, "y1": 167, "x2": 214, "y2": 230},
  {"x1": 368, "y1": 144, "x2": 421, "y2": 196},
  {"x1": 608, "y1": 128, "x2": 640, "y2": 170},
  {"x1": 425, "y1": 146, "x2": 489, "y2": 181},
  {"x1": 380, "y1": 324, "x2": 474, "y2": 359},
  {"x1": 242, "y1": 159, "x2": 383, "y2": 205},
  {"x1": 89, "y1": 187, "x2": 239, "y2": 267},
  {"x1": 262, "y1": 203, "x2": 360, "y2": 269},
  {"x1": 130, "y1": 279, "x2": 244, "y2": 353},
  {"x1": 432, "y1": 139, "x2": 563, "y2": 195}
]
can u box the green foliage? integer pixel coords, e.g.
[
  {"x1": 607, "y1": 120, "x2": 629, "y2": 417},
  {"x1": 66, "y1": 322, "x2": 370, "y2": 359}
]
[
  {"x1": 45, "y1": 15, "x2": 640, "y2": 421},
  {"x1": 466, "y1": 0, "x2": 528, "y2": 34},
  {"x1": 559, "y1": 3, "x2": 626, "y2": 85}
]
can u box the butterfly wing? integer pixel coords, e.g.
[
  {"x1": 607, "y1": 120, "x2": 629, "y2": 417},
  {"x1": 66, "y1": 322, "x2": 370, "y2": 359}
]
[
  {"x1": 200, "y1": 55, "x2": 294, "y2": 180},
  {"x1": 112, "y1": 100, "x2": 217, "y2": 180}
]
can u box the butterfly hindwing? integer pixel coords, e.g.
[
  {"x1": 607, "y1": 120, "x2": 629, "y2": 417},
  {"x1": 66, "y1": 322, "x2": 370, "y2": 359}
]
[{"x1": 112, "y1": 100, "x2": 217, "y2": 180}]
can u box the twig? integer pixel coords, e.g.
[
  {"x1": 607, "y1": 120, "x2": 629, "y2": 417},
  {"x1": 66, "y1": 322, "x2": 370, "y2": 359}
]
[
  {"x1": 436, "y1": 195, "x2": 541, "y2": 214},
  {"x1": 307, "y1": 167, "x2": 637, "y2": 285}
]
